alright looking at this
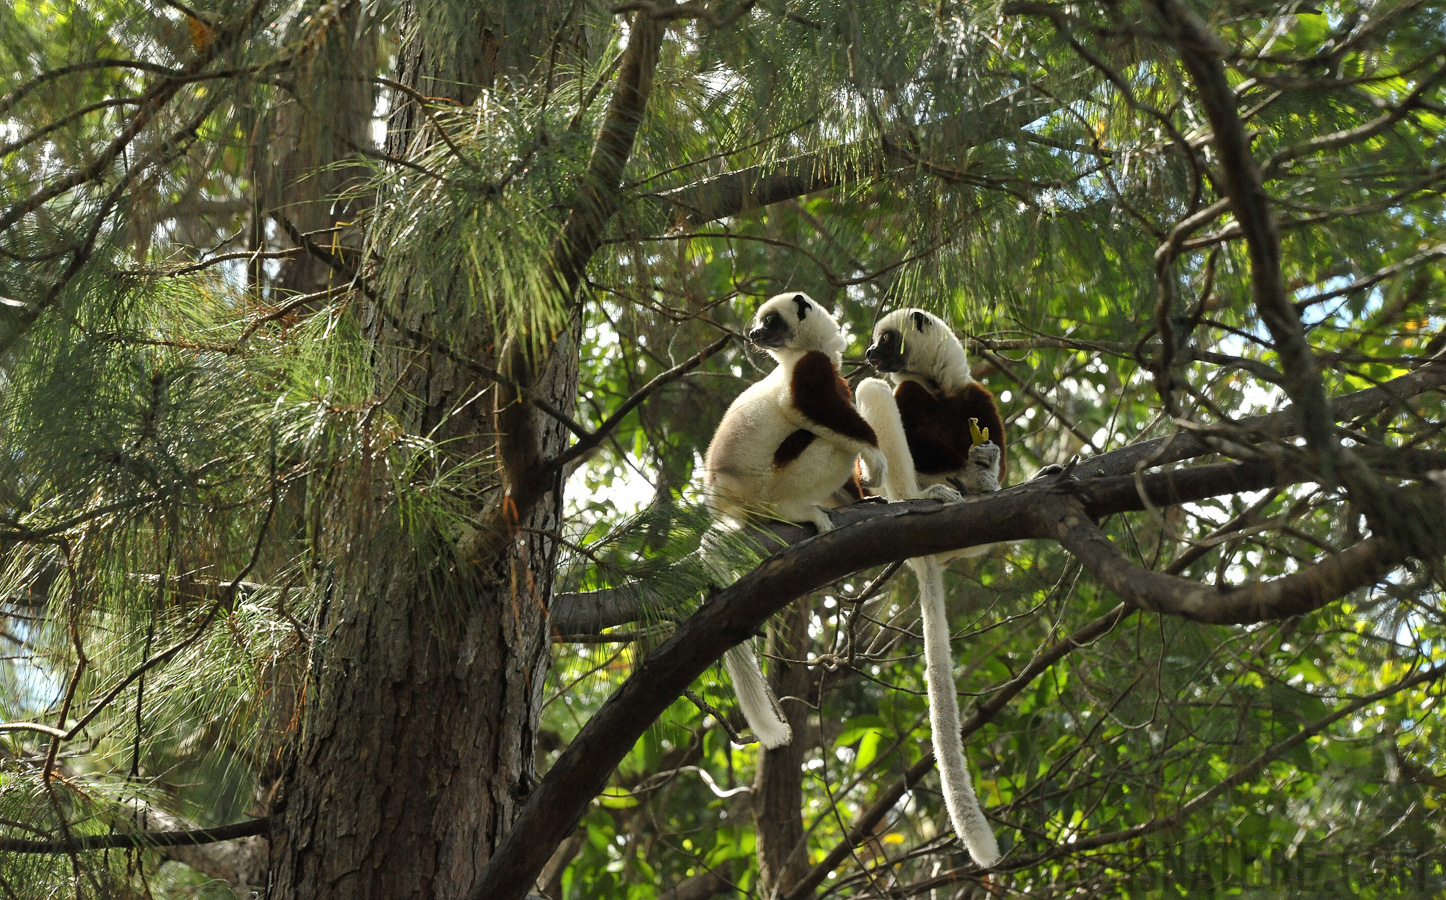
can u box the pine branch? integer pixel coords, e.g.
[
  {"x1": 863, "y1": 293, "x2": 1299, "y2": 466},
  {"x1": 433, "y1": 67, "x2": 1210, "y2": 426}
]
[
  {"x1": 0, "y1": 818, "x2": 269, "y2": 853},
  {"x1": 647, "y1": 95, "x2": 1050, "y2": 227},
  {"x1": 0, "y1": 0, "x2": 269, "y2": 234},
  {"x1": 496, "y1": 6, "x2": 668, "y2": 515}
]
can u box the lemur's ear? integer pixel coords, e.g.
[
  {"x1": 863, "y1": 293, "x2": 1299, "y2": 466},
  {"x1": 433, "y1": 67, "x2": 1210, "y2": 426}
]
[
  {"x1": 792, "y1": 294, "x2": 810, "y2": 320},
  {"x1": 910, "y1": 310, "x2": 929, "y2": 331}
]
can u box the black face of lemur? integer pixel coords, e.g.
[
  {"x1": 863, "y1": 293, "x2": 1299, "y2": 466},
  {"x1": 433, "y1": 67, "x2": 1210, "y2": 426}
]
[
  {"x1": 865, "y1": 328, "x2": 906, "y2": 372},
  {"x1": 748, "y1": 294, "x2": 811, "y2": 349}
]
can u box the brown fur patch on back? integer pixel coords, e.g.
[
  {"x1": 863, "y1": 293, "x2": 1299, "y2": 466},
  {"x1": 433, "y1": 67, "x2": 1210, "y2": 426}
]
[
  {"x1": 895, "y1": 380, "x2": 1009, "y2": 484},
  {"x1": 791, "y1": 351, "x2": 877, "y2": 446},
  {"x1": 773, "y1": 428, "x2": 816, "y2": 468}
]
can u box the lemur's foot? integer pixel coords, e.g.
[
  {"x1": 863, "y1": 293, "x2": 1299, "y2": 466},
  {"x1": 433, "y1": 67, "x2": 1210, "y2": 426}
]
[
  {"x1": 959, "y1": 469, "x2": 1000, "y2": 495},
  {"x1": 922, "y1": 483, "x2": 964, "y2": 503},
  {"x1": 1032, "y1": 454, "x2": 1081, "y2": 482}
]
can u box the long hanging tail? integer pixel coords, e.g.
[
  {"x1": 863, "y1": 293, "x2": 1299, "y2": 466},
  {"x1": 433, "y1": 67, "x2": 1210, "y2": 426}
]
[
  {"x1": 858, "y1": 377, "x2": 1000, "y2": 864},
  {"x1": 723, "y1": 642, "x2": 792, "y2": 749},
  {"x1": 910, "y1": 554, "x2": 1000, "y2": 867}
]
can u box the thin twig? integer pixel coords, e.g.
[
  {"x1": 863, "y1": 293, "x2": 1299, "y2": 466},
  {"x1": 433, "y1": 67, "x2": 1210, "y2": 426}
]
[
  {"x1": 0, "y1": 817, "x2": 270, "y2": 853},
  {"x1": 540, "y1": 333, "x2": 733, "y2": 476},
  {"x1": 682, "y1": 689, "x2": 756, "y2": 745}
]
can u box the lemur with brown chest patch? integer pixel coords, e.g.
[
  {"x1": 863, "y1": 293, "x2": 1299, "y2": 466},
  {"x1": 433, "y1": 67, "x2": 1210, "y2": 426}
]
[
  {"x1": 860, "y1": 308, "x2": 1005, "y2": 498},
  {"x1": 705, "y1": 292, "x2": 886, "y2": 533},
  {"x1": 703, "y1": 291, "x2": 887, "y2": 749},
  {"x1": 854, "y1": 308, "x2": 1004, "y2": 868}
]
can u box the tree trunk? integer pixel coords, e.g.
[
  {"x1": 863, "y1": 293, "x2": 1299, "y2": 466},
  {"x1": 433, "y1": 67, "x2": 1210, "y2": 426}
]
[
  {"x1": 259, "y1": 0, "x2": 375, "y2": 298},
  {"x1": 265, "y1": 270, "x2": 579, "y2": 900},
  {"x1": 754, "y1": 597, "x2": 813, "y2": 897},
  {"x1": 266, "y1": 3, "x2": 585, "y2": 896}
]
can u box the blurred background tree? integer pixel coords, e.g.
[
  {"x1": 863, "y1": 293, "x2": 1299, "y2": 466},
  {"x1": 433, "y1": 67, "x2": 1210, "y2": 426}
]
[{"x1": 1, "y1": 0, "x2": 1444, "y2": 898}]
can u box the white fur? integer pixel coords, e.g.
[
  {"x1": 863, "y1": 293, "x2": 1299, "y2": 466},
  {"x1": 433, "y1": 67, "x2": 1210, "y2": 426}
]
[
  {"x1": 915, "y1": 553, "x2": 1000, "y2": 867},
  {"x1": 704, "y1": 292, "x2": 884, "y2": 748},
  {"x1": 856, "y1": 310, "x2": 1002, "y2": 867},
  {"x1": 722, "y1": 643, "x2": 791, "y2": 749},
  {"x1": 874, "y1": 308, "x2": 976, "y2": 394},
  {"x1": 855, "y1": 392, "x2": 1001, "y2": 866},
  {"x1": 705, "y1": 293, "x2": 885, "y2": 534},
  {"x1": 869, "y1": 309, "x2": 1000, "y2": 494}
]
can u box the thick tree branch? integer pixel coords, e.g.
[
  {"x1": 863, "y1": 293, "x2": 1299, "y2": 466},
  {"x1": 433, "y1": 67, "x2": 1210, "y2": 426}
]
[
  {"x1": 1076, "y1": 355, "x2": 1446, "y2": 479},
  {"x1": 549, "y1": 359, "x2": 1445, "y2": 633},
  {"x1": 497, "y1": 8, "x2": 668, "y2": 515},
  {"x1": 549, "y1": 585, "x2": 658, "y2": 634},
  {"x1": 468, "y1": 458, "x2": 1320, "y2": 900}
]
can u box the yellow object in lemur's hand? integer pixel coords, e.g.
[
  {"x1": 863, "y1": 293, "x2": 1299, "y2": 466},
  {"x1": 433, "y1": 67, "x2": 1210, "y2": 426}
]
[{"x1": 968, "y1": 417, "x2": 990, "y2": 449}]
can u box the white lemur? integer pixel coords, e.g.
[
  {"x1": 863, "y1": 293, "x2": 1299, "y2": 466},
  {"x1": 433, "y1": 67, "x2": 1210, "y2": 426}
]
[
  {"x1": 854, "y1": 308, "x2": 1004, "y2": 868},
  {"x1": 703, "y1": 292, "x2": 887, "y2": 750}
]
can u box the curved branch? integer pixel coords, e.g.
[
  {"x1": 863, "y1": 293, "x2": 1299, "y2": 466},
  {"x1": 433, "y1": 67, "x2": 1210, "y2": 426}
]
[
  {"x1": 0, "y1": 58, "x2": 183, "y2": 118},
  {"x1": 1052, "y1": 499, "x2": 1418, "y2": 625},
  {"x1": 1076, "y1": 355, "x2": 1446, "y2": 479},
  {"x1": 1152, "y1": 0, "x2": 1336, "y2": 465},
  {"x1": 475, "y1": 365, "x2": 1445, "y2": 900},
  {"x1": 0, "y1": 721, "x2": 67, "y2": 739},
  {"x1": 470, "y1": 456, "x2": 1305, "y2": 900}
]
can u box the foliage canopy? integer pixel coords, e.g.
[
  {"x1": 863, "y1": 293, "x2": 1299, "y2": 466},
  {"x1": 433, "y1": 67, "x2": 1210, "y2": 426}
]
[{"x1": 2, "y1": 0, "x2": 1445, "y2": 898}]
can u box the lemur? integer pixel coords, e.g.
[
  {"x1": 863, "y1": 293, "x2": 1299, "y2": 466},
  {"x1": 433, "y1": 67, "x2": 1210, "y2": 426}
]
[
  {"x1": 705, "y1": 292, "x2": 887, "y2": 532},
  {"x1": 853, "y1": 308, "x2": 1004, "y2": 868},
  {"x1": 860, "y1": 308, "x2": 1006, "y2": 497},
  {"x1": 704, "y1": 291, "x2": 887, "y2": 749}
]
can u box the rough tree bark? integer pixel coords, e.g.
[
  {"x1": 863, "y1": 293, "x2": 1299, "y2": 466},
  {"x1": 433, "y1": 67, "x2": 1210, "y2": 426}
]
[
  {"x1": 258, "y1": 0, "x2": 375, "y2": 298},
  {"x1": 266, "y1": 3, "x2": 594, "y2": 897},
  {"x1": 754, "y1": 597, "x2": 813, "y2": 897}
]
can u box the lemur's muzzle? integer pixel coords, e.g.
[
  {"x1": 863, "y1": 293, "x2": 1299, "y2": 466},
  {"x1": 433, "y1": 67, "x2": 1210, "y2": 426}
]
[
  {"x1": 865, "y1": 343, "x2": 903, "y2": 371},
  {"x1": 749, "y1": 326, "x2": 787, "y2": 349}
]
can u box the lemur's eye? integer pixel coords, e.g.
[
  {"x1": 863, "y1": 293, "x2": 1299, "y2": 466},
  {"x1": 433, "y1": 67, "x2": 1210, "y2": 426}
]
[{"x1": 763, "y1": 312, "x2": 781, "y2": 328}]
